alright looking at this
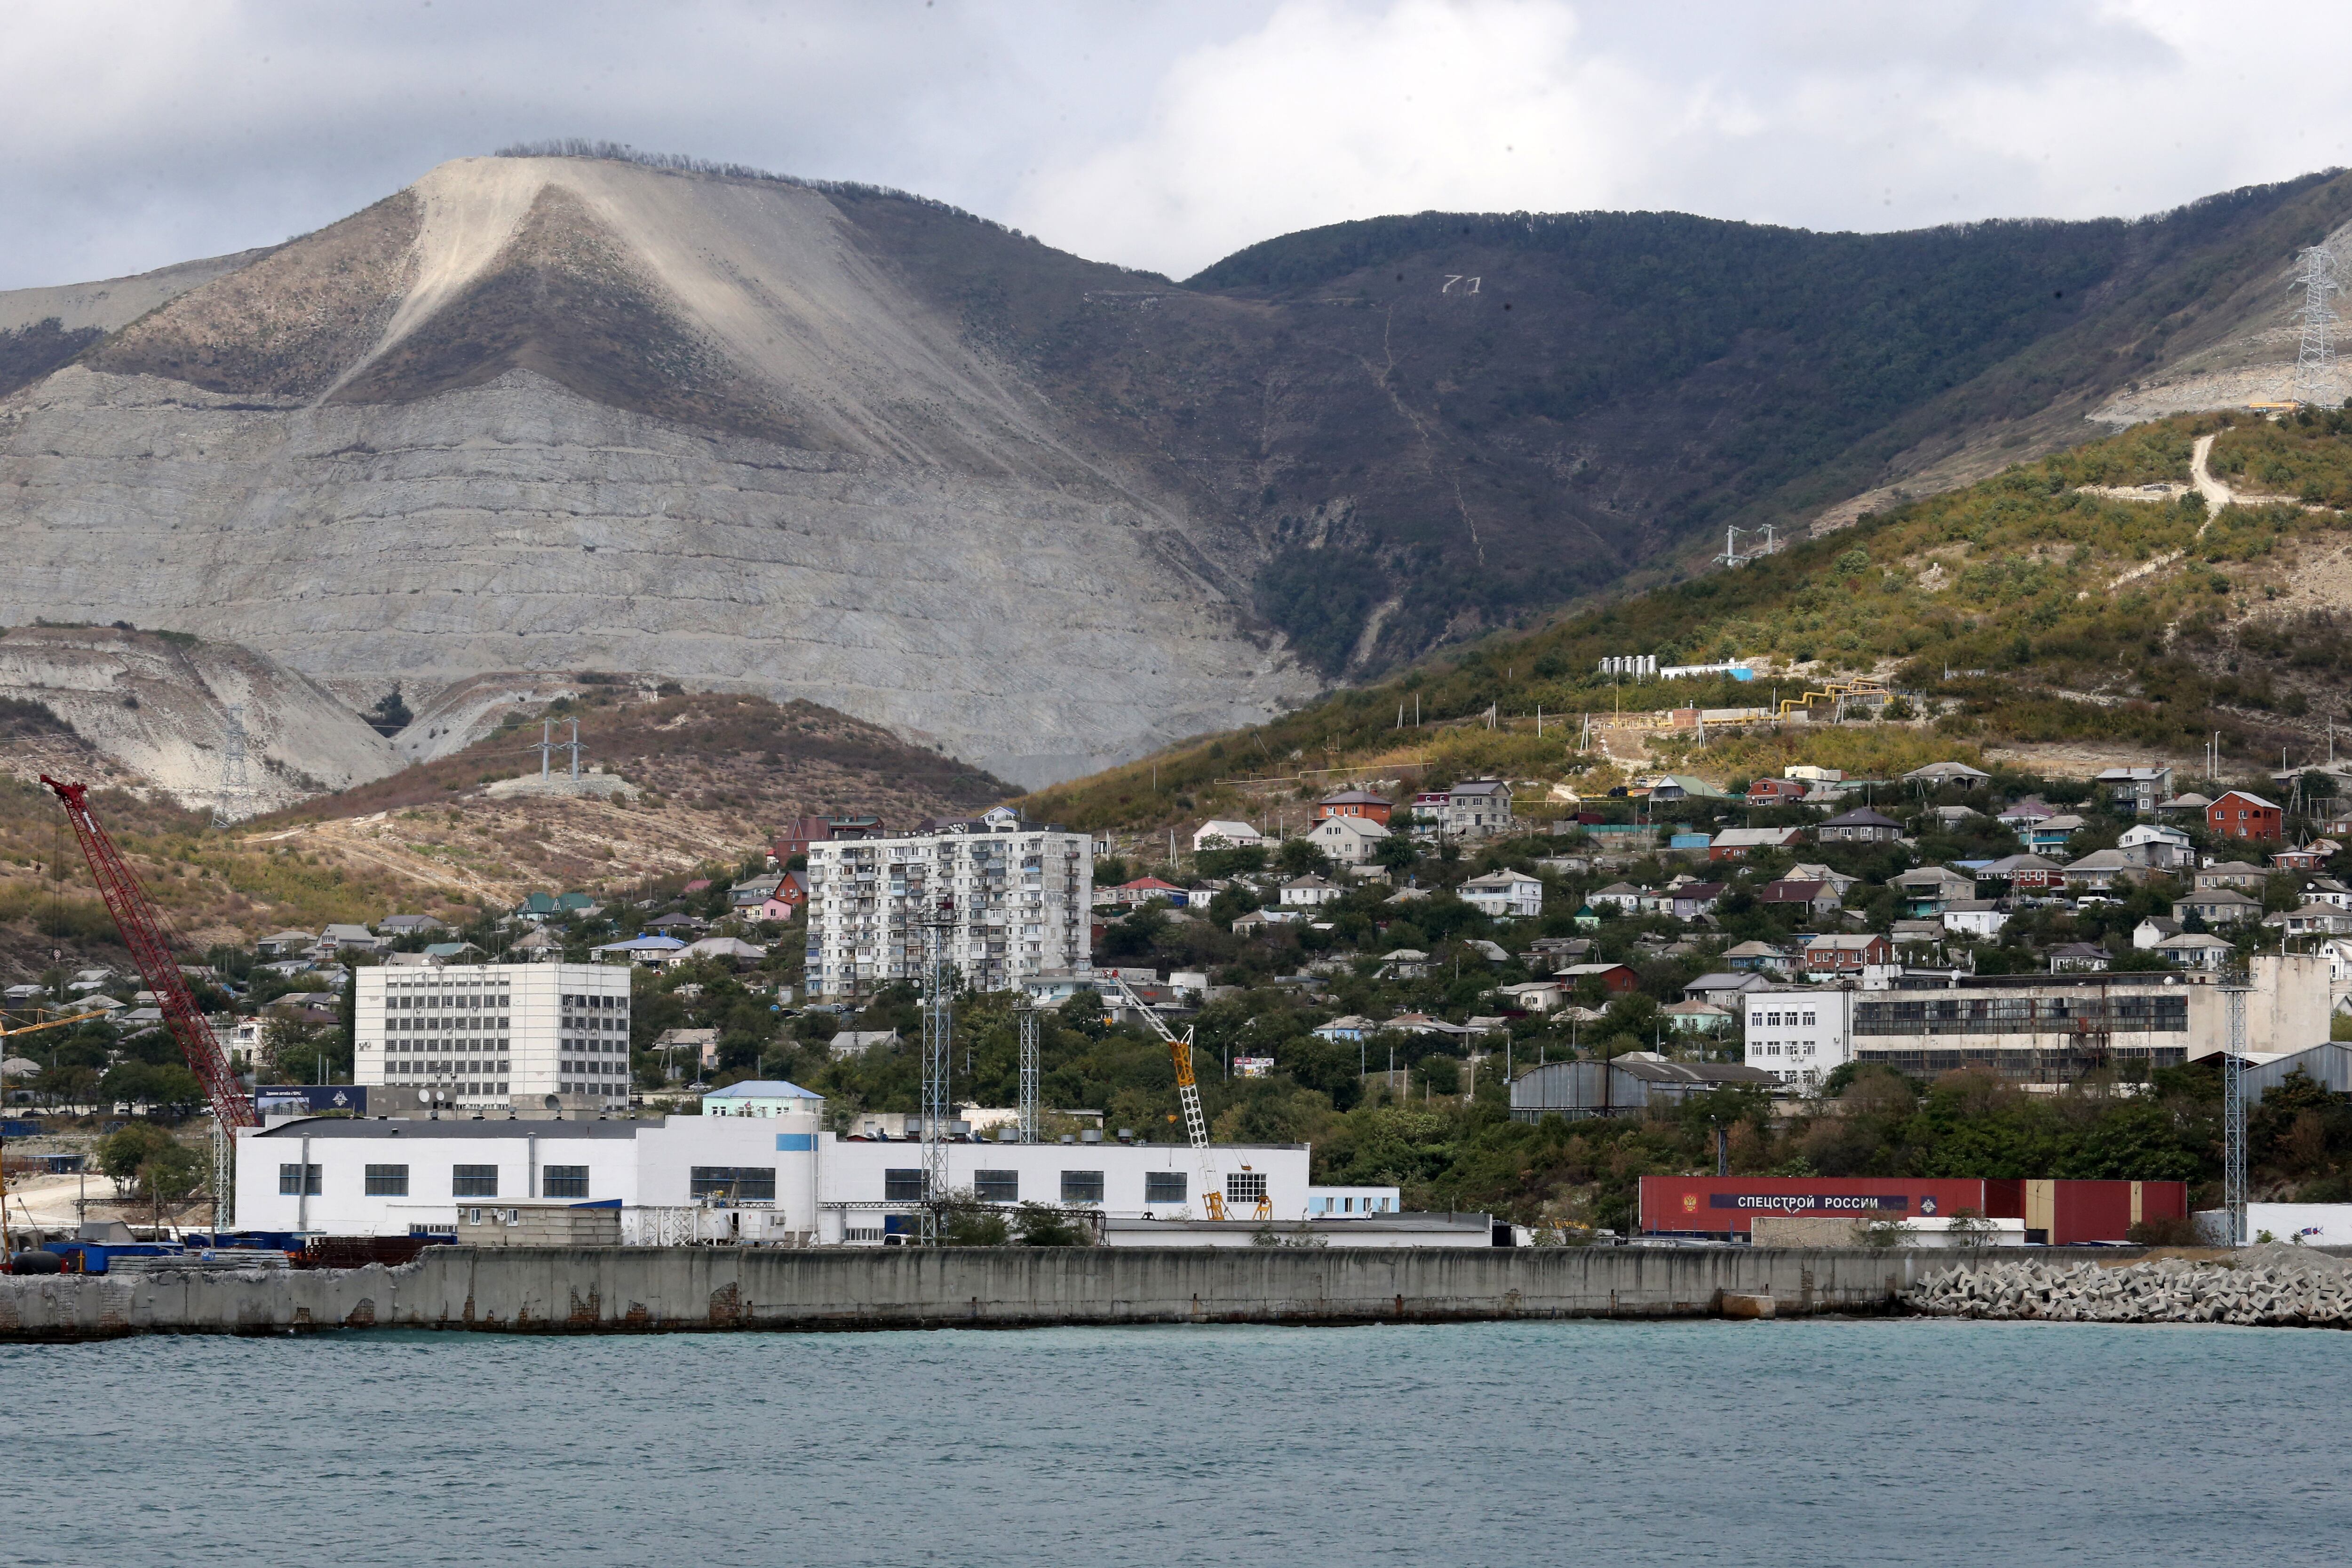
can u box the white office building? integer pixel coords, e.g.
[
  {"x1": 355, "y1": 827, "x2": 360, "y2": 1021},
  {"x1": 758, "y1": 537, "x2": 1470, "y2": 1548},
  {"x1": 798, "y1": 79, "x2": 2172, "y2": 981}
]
[
  {"x1": 805, "y1": 821, "x2": 1092, "y2": 999},
  {"x1": 236, "y1": 1109, "x2": 1311, "y2": 1243},
  {"x1": 354, "y1": 962, "x2": 633, "y2": 1113},
  {"x1": 1743, "y1": 986, "x2": 1858, "y2": 1087}
]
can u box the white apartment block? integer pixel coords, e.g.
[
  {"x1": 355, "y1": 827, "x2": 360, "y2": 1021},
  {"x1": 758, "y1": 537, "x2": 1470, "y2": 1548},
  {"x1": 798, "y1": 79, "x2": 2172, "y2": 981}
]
[
  {"x1": 1743, "y1": 986, "x2": 1857, "y2": 1088},
  {"x1": 355, "y1": 963, "x2": 633, "y2": 1113},
  {"x1": 806, "y1": 824, "x2": 1092, "y2": 999}
]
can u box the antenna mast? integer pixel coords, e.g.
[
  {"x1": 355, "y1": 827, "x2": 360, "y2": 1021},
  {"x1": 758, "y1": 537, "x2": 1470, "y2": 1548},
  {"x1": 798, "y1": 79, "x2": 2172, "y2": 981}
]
[
  {"x1": 2292, "y1": 242, "x2": 2340, "y2": 406},
  {"x1": 2222, "y1": 976, "x2": 2250, "y2": 1248},
  {"x1": 1016, "y1": 996, "x2": 1040, "y2": 1144},
  {"x1": 919, "y1": 883, "x2": 956, "y2": 1244}
]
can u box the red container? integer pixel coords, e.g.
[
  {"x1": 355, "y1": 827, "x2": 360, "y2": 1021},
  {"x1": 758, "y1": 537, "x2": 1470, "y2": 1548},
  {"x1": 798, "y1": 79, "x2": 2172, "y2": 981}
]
[{"x1": 1640, "y1": 1177, "x2": 1993, "y2": 1236}]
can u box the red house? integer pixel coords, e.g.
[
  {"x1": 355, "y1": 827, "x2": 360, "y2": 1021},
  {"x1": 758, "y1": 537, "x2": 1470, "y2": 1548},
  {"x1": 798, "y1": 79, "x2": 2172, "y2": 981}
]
[
  {"x1": 1746, "y1": 778, "x2": 1809, "y2": 805},
  {"x1": 1555, "y1": 961, "x2": 1641, "y2": 996},
  {"x1": 1803, "y1": 932, "x2": 1890, "y2": 973},
  {"x1": 1314, "y1": 789, "x2": 1395, "y2": 826},
  {"x1": 2208, "y1": 791, "x2": 2283, "y2": 843}
]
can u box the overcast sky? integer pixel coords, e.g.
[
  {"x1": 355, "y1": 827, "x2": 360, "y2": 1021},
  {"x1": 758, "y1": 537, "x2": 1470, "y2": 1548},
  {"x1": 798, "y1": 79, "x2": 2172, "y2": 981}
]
[{"x1": 8, "y1": 0, "x2": 2352, "y2": 292}]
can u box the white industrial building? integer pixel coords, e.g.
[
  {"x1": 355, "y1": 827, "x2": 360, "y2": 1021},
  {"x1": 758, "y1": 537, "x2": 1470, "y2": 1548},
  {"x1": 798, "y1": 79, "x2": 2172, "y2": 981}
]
[
  {"x1": 353, "y1": 962, "x2": 633, "y2": 1114},
  {"x1": 236, "y1": 1109, "x2": 1314, "y2": 1243},
  {"x1": 805, "y1": 819, "x2": 1092, "y2": 999}
]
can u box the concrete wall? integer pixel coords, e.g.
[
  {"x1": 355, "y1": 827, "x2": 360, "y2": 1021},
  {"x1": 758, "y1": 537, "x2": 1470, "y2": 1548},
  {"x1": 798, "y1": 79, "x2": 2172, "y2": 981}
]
[{"x1": 0, "y1": 1245, "x2": 2124, "y2": 1341}]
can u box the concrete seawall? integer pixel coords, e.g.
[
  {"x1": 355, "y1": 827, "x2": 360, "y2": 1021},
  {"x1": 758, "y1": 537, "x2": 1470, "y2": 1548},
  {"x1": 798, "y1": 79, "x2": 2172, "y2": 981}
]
[{"x1": 0, "y1": 1246, "x2": 2134, "y2": 1340}]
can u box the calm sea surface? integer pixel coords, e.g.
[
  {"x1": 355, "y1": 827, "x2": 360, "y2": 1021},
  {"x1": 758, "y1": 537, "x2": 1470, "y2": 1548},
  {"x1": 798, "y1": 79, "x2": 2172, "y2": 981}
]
[{"x1": 5, "y1": 1319, "x2": 2343, "y2": 1567}]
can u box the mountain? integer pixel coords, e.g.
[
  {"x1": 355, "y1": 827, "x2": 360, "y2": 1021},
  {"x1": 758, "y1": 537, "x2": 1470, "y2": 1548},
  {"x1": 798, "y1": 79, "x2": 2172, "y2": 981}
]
[
  {"x1": 4, "y1": 150, "x2": 2351, "y2": 791},
  {"x1": 1022, "y1": 410, "x2": 2352, "y2": 833}
]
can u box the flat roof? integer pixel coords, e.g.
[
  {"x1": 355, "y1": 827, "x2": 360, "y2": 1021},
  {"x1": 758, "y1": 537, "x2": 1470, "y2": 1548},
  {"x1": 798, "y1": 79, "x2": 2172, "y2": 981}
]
[{"x1": 258, "y1": 1118, "x2": 642, "y2": 1140}]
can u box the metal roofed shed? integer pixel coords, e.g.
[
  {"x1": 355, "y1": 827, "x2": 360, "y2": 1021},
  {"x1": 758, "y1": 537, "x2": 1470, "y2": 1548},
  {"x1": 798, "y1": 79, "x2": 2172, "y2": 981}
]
[{"x1": 1509, "y1": 1054, "x2": 1778, "y2": 1121}]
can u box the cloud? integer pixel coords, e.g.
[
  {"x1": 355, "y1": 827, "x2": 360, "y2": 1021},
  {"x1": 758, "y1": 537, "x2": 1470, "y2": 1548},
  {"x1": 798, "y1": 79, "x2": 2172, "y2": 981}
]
[{"x1": 4, "y1": 0, "x2": 2352, "y2": 292}]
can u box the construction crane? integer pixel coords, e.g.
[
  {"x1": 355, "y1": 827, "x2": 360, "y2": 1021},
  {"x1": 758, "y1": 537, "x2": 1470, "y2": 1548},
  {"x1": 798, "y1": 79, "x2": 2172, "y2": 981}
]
[
  {"x1": 1105, "y1": 973, "x2": 1265, "y2": 1221},
  {"x1": 40, "y1": 777, "x2": 254, "y2": 1135}
]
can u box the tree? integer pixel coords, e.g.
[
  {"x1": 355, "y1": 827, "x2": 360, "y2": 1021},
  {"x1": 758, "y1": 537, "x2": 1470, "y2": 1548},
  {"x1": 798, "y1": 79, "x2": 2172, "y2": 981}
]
[
  {"x1": 1276, "y1": 837, "x2": 1331, "y2": 876},
  {"x1": 96, "y1": 1122, "x2": 203, "y2": 1204},
  {"x1": 1013, "y1": 1203, "x2": 1089, "y2": 1246}
]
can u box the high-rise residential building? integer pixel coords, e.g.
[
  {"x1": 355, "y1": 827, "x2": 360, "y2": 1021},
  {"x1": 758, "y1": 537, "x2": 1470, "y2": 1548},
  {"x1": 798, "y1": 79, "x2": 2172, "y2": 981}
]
[
  {"x1": 354, "y1": 963, "x2": 634, "y2": 1111},
  {"x1": 805, "y1": 817, "x2": 1092, "y2": 999}
]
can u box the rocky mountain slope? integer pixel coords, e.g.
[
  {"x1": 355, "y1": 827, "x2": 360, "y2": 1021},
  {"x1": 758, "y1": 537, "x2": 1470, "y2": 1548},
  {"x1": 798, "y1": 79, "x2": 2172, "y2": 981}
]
[{"x1": 5, "y1": 151, "x2": 2352, "y2": 793}]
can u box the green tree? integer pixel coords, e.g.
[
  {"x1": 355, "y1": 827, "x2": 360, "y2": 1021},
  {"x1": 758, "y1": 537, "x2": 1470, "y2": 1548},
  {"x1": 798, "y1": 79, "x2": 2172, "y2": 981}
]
[
  {"x1": 96, "y1": 1122, "x2": 204, "y2": 1203},
  {"x1": 1013, "y1": 1203, "x2": 1089, "y2": 1246}
]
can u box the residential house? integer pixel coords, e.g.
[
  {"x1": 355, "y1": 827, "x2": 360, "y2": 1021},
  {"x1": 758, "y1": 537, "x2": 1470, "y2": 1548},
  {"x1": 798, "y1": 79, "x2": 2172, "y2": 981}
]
[
  {"x1": 2305, "y1": 877, "x2": 2352, "y2": 911},
  {"x1": 1804, "y1": 933, "x2": 1891, "y2": 974},
  {"x1": 1891, "y1": 919, "x2": 1946, "y2": 948},
  {"x1": 1759, "y1": 880, "x2": 1842, "y2": 919},
  {"x1": 1191, "y1": 820, "x2": 1264, "y2": 852},
  {"x1": 1723, "y1": 940, "x2": 1796, "y2": 975},
  {"x1": 1645, "y1": 774, "x2": 1733, "y2": 804},
  {"x1": 319, "y1": 923, "x2": 381, "y2": 954},
  {"x1": 378, "y1": 914, "x2": 447, "y2": 939},
  {"x1": 1415, "y1": 779, "x2": 1514, "y2": 837},
  {"x1": 1904, "y1": 761, "x2": 1993, "y2": 788},
  {"x1": 1494, "y1": 981, "x2": 1567, "y2": 1014},
  {"x1": 1308, "y1": 814, "x2": 1391, "y2": 865},
  {"x1": 2157, "y1": 932, "x2": 2235, "y2": 971},
  {"x1": 1996, "y1": 797, "x2": 2057, "y2": 834},
  {"x1": 2272, "y1": 902, "x2": 2352, "y2": 939},
  {"x1": 2021, "y1": 814, "x2": 2087, "y2": 855},
  {"x1": 1786, "y1": 766, "x2": 1845, "y2": 784},
  {"x1": 1589, "y1": 882, "x2": 1646, "y2": 915},
  {"x1": 2175, "y1": 888, "x2": 2265, "y2": 927},
  {"x1": 654, "y1": 1027, "x2": 722, "y2": 1074},
  {"x1": 1571, "y1": 903, "x2": 1602, "y2": 930},
  {"x1": 1661, "y1": 999, "x2": 1732, "y2": 1034},
  {"x1": 2049, "y1": 942, "x2": 2111, "y2": 973},
  {"x1": 2208, "y1": 790, "x2": 2285, "y2": 843},
  {"x1": 1378, "y1": 949, "x2": 1430, "y2": 979},
  {"x1": 1818, "y1": 807, "x2": 1904, "y2": 845},
  {"x1": 2195, "y1": 860, "x2": 2270, "y2": 891},
  {"x1": 1710, "y1": 825, "x2": 1806, "y2": 860},
  {"x1": 1311, "y1": 1015, "x2": 1375, "y2": 1043},
  {"x1": 1891, "y1": 866, "x2": 1977, "y2": 915},
  {"x1": 2273, "y1": 845, "x2": 2329, "y2": 873},
  {"x1": 2158, "y1": 793, "x2": 2213, "y2": 820},
  {"x1": 755, "y1": 872, "x2": 810, "y2": 922},
  {"x1": 1312, "y1": 789, "x2": 1395, "y2": 826},
  {"x1": 2133, "y1": 916, "x2": 2184, "y2": 950},
  {"x1": 509, "y1": 927, "x2": 564, "y2": 962},
  {"x1": 1941, "y1": 900, "x2": 2008, "y2": 938},
  {"x1": 2117, "y1": 823, "x2": 2195, "y2": 870},
  {"x1": 1108, "y1": 876, "x2": 1190, "y2": 908},
  {"x1": 1279, "y1": 875, "x2": 1345, "y2": 908},
  {"x1": 1979, "y1": 853, "x2": 2068, "y2": 891},
  {"x1": 1522, "y1": 935, "x2": 1594, "y2": 968},
  {"x1": 1928, "y1": 805, "x2": 1984, "y2": 831},
  {"x1": 730, "y1": 874, "x2": 786, "y2": 909},
  {"x1": 1786, "y1": 863, "x2": 1862, "y2": 899},
  {"x1": 1556, "y1": 962, "x2": 1641, "y2": 997},
  {"x1": 421, "y1": 941, "x2": 485, "y2": 965},
  {"x1": 1744, "y1": 778, "x2": 1810, "y2": 806},
  {"x1": 1231, "y1": 908, "x2": 1303, "y2": 933},
  {"x1": 2096, "y1": 766, "x2": 2174, "y2": 814},
  {"x1": 1669, "y1": 882, "x2": 1727, "y2": 921},
  {"x1": 256, "y1": 930, "x2": 315, "y2": 960},
  {"x1": 1682, "y1": 972, "x2": 1771, "y2": 1006},
  {"x1": 682, "y1": 937, "x2": 768, "y2": 966},
  {"x1": 1459, "y1": 870, "x2": 1544, "y2": 919},
  {"x1": 2061, "y1": 849, "x2": 2137, "y2": 895},
  {"x1": 591, "y1": 934, "x2": 689, "y2": 966}
]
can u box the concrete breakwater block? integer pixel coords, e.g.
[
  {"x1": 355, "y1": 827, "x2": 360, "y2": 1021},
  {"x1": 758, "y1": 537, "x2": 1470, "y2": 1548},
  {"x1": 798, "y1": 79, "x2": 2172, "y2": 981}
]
[
  {"x1": 1717, "y1": 1291, "x2": 1776, "y2": 1320},
  {"x1": 1907, "y1": 1244, "x2": 2352, "y2": 1329}
]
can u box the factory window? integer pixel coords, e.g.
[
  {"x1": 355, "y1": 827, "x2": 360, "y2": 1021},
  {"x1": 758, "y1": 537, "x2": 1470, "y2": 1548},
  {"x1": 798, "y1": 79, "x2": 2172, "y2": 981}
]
[
  {"x1": 542, "y1": 1165, "x2": 589, "y2": 1199},
  {"x1": 1144, "y1": 1171, "x2": 1186, "y2": 1204},
  {"x1": 1225, "y1": 1171, "x2": 1268, "y2": 1206},
  {"x1": 691, "y1": 1166, "x2": 777, "y2": 1203},
  {"x1": 278, "y1": 1162, "x2": 321, "y2": 1196},
  {"x1": 883, "y1": 1168, "x2": 928, "y2": 1202},
  {"x1": 452, "y1": 1164, "x2": 499, "y2": 1198},
  {"x1": 364, "y1": 1164, "x2": 409, "y2": 1197},
  {"x1": 973, "y1": 1170, "x2": 1019, "y2": 1203},
  {"x1": 1060, "y1": 1170, "x2": 1104, "y2": 1204}
]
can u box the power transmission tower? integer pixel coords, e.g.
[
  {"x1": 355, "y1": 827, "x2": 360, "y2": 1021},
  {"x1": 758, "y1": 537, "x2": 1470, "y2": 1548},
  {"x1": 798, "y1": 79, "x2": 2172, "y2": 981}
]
[
  {"x1": 566, "y1": 718, "x2": 583, "y2": 780},
  {"x1": 2292, "y1": 242, "x2": 2340, "y2": 407},
  {"x1": 212, "y1": 704, "x2": 250, "y2": 828},
  {"x1": 918, "y1": 896, "x2": 957, "y2": 1244},
  {"x1": 2223, "y1": 976, "x2": 2250, "y2": 1248},
  {"x1": 1017, "y1": 997, "x2": 1040, "y2": 1144}
]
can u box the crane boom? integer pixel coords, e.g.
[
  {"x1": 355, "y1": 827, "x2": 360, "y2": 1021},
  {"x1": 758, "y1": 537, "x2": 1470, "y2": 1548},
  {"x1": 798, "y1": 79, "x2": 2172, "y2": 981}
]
[
  {"x1": 1107, "y1": 973, "x2": 1225, "y2": 1219},
  {"x1": 40, "y1": 776, "x2": 255, "y2": 1130}
]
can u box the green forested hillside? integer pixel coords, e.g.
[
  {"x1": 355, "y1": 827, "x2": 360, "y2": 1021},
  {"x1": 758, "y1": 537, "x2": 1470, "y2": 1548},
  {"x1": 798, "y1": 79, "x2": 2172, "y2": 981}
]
[{"x1": 1026, "y1": 411, "x2": 2352, "y2": 832}]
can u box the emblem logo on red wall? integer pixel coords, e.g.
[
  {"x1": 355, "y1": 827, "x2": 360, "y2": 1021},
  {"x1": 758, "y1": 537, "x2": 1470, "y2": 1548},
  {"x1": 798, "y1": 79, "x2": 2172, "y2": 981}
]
[{"x1": 1682, "y1": 1193, "x2": 1699, "y2": 1214}]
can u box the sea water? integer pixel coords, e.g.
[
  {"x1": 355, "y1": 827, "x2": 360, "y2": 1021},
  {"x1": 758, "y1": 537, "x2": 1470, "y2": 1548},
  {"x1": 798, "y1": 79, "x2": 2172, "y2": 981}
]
[{"x1": 4, "y1": 1318, "x2": 2343, "y2": 1567}]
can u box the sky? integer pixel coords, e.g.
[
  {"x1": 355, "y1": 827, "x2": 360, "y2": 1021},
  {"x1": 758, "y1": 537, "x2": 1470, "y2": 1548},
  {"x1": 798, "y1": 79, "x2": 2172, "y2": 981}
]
[{"x1": 8, "y1": 0, "x2": 2352, "y2": 292}]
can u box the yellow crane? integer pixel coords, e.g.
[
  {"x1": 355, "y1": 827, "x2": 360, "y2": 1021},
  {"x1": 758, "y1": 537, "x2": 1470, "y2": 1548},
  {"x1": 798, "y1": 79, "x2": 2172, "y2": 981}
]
[
  {"x1": 0, "y1": 1006, "x2": 109, "y2": 1258},
  {"x1": 1106, "y1": 974, "x2": 1269, "y2": 1221}
]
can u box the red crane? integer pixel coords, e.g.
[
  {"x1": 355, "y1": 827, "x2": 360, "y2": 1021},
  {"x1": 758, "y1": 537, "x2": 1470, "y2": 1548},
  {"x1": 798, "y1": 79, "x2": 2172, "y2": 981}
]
[{"x1": 40, "y1": 776, "x2": 256, "y2": 1130}]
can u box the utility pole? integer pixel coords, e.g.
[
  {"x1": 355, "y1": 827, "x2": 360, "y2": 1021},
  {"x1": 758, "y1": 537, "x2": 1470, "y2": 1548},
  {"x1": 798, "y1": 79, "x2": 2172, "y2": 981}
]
[
  {"x1": 539, "y1": 719, "x2": 555, "y2": 781},
  {"x1": 567, "y1": 719, "x2": 582, "y2": 780}
]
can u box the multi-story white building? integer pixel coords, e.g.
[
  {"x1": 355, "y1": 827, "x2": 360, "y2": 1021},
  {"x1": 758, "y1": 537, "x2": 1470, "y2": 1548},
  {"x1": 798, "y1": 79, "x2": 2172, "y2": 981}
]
[
  {"x1": 1743, "y1": 986, "x2": 1858, "y2": 1087},
  {"x1": 805, "y1": 820, "x2": 1092, "y2": 999},
  {"x1": 354, "y1": 963, "x2": 633, "y2": 1113}
]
